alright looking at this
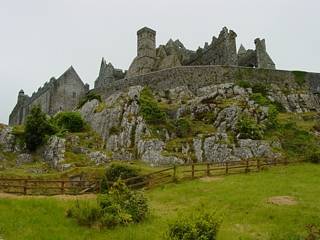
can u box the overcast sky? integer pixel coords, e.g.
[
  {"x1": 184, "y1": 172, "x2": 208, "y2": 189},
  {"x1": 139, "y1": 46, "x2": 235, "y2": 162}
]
[{"x1": 0, "y1": 0, "x2": 319, "y2": 124}]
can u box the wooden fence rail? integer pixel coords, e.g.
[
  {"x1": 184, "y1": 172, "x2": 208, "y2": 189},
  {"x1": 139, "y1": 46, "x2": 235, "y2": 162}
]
[{"x1": 0, "y1": 159, "x2": 301, "y2": 196}]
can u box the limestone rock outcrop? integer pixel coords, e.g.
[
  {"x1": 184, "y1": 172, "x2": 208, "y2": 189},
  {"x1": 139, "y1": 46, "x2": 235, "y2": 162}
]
[{"x1": 43, "y1": 136, "x2": 66, "y2": 169}]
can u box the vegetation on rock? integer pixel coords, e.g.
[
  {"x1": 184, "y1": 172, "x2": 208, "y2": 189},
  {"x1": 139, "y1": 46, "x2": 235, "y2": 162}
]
[
  {"x1": 78, "y1": 92, "x2": 102, "y2": 109},
  {"x1": 52, "y1": 112, "x2": 85, "y2": 133},
  {"x1": 237, "y1": 115, "x2": 264, "y2": 140},
  {"x1": 139, "y1": 87, "x2": 167, "y2": 124}
]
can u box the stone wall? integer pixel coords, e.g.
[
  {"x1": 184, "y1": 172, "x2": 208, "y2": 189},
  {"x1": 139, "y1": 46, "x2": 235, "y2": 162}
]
[
  {"x1": 94, "y1": 65, "x2": 320, "y2": 98},
  {"x1": 9, "y1": 66, "x2": 88, "y2": 125},
  {"x1": 188, "y1": 27, "x2": 238, "y2": 66}
]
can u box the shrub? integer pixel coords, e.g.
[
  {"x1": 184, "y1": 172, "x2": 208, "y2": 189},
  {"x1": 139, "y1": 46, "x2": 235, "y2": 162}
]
[
  {"x1": 306, "y1": 150, "x2": 320, "y2": 164},
  {"x1": 67, "y1": 180, "x2": 148, "y2": 228},
  {"x1": 252, "y1": 83, "x2": 268, "y2": 96},
  {"x1": 266, "y1": 105, "x2": 279, "y2": 129},
  {"x1": 166, "y1": 211, "x2": 221, "y2": 240},
  {"x1": 236, "y1": 80, "x2": 251, "y2": 89},
  {"x1": 250, "y1": 93, "x2": 271, "y2": 106},
  {"x1": 279, "y1": 122, "x2": 319, "y2": 160},
  {"x1": 53, "y1": 112, "x2": 85, "y2": 132},
  {"x1": 139, "y1": 87, "x2": 167, "y2": 124},
  {"x1": 25, "y1": 106, "x2": 56, "y2": 151},
  {"x1": 78, "y1": 92, "x2": 102, "y2": 109},
  {"x1": 237, "y1": 115, "x2": 264, "y2": 140},
  {"x1": 100, "y1": 163, "x2": 140, "y2": 192},
  {"x1": 273, "y1": 100, "x2": 286, "y2": 113},
  {"x1": 175, "y1": 118, "x2": 192, "y2": 138}
]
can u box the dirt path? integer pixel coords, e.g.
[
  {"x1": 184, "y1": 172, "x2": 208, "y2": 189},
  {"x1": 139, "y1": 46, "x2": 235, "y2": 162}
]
[{"x1": 0, "y1": 192, "x2": 97, "y2": 200}]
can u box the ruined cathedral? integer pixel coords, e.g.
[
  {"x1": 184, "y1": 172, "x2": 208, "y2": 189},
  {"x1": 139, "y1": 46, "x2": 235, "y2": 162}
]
[{"x1": 9, "y1": 27, "x2": 276, "y2": 125}]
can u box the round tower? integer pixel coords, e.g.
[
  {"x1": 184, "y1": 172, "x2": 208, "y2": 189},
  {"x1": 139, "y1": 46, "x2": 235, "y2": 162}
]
[
  {"x1": 137, "y1": 27, "x2": 156, "y2": 58},
  {"x1": 18, "y1": 89, "x2": 25, "y2": 102}
]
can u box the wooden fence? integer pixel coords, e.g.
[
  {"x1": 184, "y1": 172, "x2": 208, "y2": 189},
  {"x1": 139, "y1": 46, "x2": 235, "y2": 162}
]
[
  {"x1": 0, "y1": 167, "x2": 176, "y2": 195},
  {"x1": 0, "y1": 158, "x2": 300, "y2": 195},
  {"x1": 0, "y1": 178, "x2": 101, "y2": 195},
  {"x1": 180, "y1": 159, "x2": 280, "y2": 179}
]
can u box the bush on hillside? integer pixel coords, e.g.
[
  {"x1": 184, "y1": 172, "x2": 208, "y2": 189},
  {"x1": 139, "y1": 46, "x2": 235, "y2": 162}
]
[
  {"x1": 237, "y1": 115, "x2": 264, "y2": 140},
  {"x1": 279, "y1": 122, "x2": 319, "y2": 161},
  {"x1": 100, "y1": 163, "x2": 141, "y2": 192},
  {"x1": 175, "y1": 118, "x2": 192, "y2": 138},
  {"x1": 306, "y1": 151, "x2": 320, "y2": 164},
  {"x1": 252, "y1": 83, "x2": 268, "y2": 96},
  {"x1": 53, "y1": 112, "x2": 85, "y2": 132},
  {"x1": 250, "y1": 93, "x2": 271, "y2": 106},
  {"x1": 166, "y1": 211, "x2": 221, "y2": 240},
  {"x1": 139, "y1": 87, "x2": 167, "y2": 124},
  {"x1": 67, "y1": 180, "x2": 148, "y2": 228},
  {"x1": 25, "y1": 105, "x2": 56, "y2": 151}
]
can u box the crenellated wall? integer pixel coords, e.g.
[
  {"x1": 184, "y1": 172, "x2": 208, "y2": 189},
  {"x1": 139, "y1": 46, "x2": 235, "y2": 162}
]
[{"x1": 94, "y1": 65, "x2": 320, "y2": 98}]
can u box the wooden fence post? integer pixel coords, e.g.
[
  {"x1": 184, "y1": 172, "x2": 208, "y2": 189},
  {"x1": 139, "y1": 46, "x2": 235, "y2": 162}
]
[
  {"x1": 61, "y1": 181, "x2": 65, "y2": 194},
  {"x1": 226, "y1": 161, "x2": 229, "y2": 175},
  {"x1": 206, "y1": 163, "x2": 210, "y2": 176},
  {"x1": 245, "y1": 160, "x2": 249, "y2": 173},
  {"x1": 191, "y1": 164, "x2": 195, "y2": 178},
  {"x1": 173, "y1": 165, "x2": 177, "y2": 181},
  {"x1": 23, "y1": 180, "x2": 27, "y2": 195}
]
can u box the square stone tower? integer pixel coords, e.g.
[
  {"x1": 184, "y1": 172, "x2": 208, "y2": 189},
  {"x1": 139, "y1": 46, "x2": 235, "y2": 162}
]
[
  {"x1": 137, "y1": 27, "x2": 156, "y2": 58},
  {"x1": 127, "y1": 27, "x2": 157, "y2": 77}
]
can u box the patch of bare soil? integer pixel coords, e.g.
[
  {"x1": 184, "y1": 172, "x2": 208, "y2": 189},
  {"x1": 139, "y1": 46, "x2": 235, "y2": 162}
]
[
  {"x1": 267, "y1": 196, "x2": 298, "y2": 206},
  {"x1": 0, "y1": 192, "x2": 97, "y2": 200},
  {"x1": 199, "y1": 176, "x2": 224, "y2": 182}
]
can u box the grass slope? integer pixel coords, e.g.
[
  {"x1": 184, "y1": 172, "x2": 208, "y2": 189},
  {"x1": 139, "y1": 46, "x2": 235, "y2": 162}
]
[{"x1": 0, "y1": 164, "x2": 320, "y2": 240}]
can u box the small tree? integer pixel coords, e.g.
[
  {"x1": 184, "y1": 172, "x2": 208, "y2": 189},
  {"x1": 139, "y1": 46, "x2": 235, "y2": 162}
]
[{"x1": 25, "y1": 106, "x2": 56, "y2": 151}]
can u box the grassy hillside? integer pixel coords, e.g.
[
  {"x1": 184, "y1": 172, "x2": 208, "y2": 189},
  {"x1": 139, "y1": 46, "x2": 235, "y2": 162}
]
[{"x1": 0, "y1": 163, "x2": 319, "y2": 240}]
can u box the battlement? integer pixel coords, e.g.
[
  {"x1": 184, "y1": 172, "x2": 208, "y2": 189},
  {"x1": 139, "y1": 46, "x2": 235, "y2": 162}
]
[{"x1": 94, "y1": 65, "x2": 320, "y2": 98}]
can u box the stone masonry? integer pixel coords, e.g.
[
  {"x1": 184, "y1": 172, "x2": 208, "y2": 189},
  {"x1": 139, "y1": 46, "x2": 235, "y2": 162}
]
[{"x1": 9, "y1": 66, "x2": 89, "y2": 125}]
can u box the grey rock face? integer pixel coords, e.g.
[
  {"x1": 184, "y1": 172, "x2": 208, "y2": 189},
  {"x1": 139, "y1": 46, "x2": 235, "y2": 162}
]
[
  {"x1": 203, "y1": 133, "x2": 233, "y2": 162},
  {"x1": 43, "y1": 136, "x2": 66, "y2": 169},
  {"x1": 214, "y1": 106, "x2": 241, "y2": 132},
  {"x1": 193, "y1": 138, "x2": 203, "y2": 163},
  {"x1": 193, "y1": 132, "x2": 279, "y2": 163},
  {"x1": 87, "y1": 151, "x2": 109, "y2": 165},
  {"x1": 0, "y1": 126, "x2": 15, "y2": 152},
  {"x1": 16, "y1": 153, "x2": 33, "y2": 166},
  {"x1": 137, "y1": 139, "x2": 183, "y2": 166}
]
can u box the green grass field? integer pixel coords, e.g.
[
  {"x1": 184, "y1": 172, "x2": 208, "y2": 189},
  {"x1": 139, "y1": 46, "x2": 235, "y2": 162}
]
[{"x1": 0, "y1": 163, "x2": 319, "y2": 240}]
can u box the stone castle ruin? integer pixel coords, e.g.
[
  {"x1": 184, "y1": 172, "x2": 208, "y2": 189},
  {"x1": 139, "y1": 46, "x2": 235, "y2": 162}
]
[
  {"x1": 9, "y1": 66, "x2": 89, "y2": 125},
  {"x1": 9, "y1": 26, "x2": 316, "y2": 126}
]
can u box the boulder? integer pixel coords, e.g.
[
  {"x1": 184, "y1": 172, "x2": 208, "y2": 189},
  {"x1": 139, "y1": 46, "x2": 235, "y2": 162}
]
[
  {"x1": 87, "y1": 151, "x2": 109, "y2": 165},
  {"x1": 43, "y1": 136, "x2": 66, "y2": 169},
  {"x1": 16, "y1": 153, "x2": 33, "y2": 166},
  {"x1": 137, "y1": 139, "x2": 183, "y2": 166},
  {"x1": 0, "y1": 125, "x2": 15, "y2": 152}
]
